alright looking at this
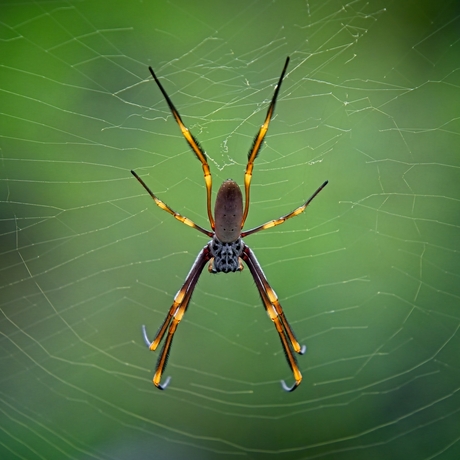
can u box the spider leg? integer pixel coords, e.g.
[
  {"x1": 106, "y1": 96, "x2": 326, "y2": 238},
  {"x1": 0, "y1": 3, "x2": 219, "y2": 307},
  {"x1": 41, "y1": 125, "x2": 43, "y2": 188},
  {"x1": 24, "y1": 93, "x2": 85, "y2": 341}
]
[
  {"x1": 241, "y1": 180, "x2": 328, "y2": 238},
  {"x1": 142, "y1": 245, "x2": 211, "y2": 351},
  {"x1": 244, "y1": 246, "x2": 305, "y2": 354},
  {"x1": 241, "y1": 57, "x2": 290, "y2": 227},
  {"x1": 142, "y1": 245, "x2": 211, "y2": 389},
  {"x1": 131, "y1": 170, "x2": 213, "y2": 238},
  {"x1": 153, "y1": 284, "x2": 194, "y2": 390},
  {"x1": 148, "y1": 66, "x2": 214, "y2": 229},
  {"x1": 242, "y1": 244, "x2": 304, "y2": 392}
]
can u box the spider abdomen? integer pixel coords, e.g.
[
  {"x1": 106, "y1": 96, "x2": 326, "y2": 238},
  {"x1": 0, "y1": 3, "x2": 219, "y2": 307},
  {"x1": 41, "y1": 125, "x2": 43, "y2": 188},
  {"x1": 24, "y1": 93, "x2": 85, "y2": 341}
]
[
  {"x1": 214, "y1": 179, "x2": 243, "y2": 243},
  {"x1": 209, "y1": 237, "x2": 243, "y2": 273}
]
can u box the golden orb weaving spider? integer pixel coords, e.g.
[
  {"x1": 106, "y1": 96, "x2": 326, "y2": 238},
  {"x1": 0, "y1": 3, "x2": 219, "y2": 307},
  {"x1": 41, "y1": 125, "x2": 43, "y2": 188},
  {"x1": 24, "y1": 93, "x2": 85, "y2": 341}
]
[{"x1": 132, "y1": 57, "x2": 328, "y2": 392}]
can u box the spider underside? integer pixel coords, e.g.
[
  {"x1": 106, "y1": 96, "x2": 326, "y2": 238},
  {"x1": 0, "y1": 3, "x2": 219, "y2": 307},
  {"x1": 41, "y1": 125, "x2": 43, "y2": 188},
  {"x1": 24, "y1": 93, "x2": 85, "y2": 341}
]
[{"x1": 132, "y1": 56, "x2": 328, "y2": 392}]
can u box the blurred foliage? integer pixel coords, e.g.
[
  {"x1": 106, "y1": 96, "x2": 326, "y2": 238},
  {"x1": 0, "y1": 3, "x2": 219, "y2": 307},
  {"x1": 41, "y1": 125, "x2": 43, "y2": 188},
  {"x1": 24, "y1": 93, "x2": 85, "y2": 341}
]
[{"x1": 1, "y1": 1, "x2": 460, "y2": 459}]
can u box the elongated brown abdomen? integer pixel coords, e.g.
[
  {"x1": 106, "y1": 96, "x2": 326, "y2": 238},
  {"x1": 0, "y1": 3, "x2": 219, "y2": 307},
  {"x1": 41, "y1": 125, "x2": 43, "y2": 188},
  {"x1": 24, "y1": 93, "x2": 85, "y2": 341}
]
[{"x1": 214, "y1": 180, "x2": 243, "y2": 243}]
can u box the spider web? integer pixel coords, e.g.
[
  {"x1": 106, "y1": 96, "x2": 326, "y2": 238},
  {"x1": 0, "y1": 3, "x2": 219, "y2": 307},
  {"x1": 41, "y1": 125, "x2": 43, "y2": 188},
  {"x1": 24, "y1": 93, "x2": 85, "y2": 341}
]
[{"x1": 1, "y1": 0, "x2": 460, "y2": 459}]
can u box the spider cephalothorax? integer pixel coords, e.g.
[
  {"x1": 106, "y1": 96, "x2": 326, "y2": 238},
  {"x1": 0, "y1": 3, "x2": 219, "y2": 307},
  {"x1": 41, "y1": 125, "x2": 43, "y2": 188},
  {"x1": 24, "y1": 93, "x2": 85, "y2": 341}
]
[
  {"x1": 132, "y1": 57, "x2": 328, "y2": 392},
  {"x1": 209, "y1": 237, "x2": 244, "y2": 273}
]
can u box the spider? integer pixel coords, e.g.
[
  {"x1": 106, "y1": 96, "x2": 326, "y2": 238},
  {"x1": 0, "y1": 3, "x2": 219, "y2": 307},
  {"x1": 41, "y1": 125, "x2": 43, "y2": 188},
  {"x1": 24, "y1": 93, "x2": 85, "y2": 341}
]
[{"x1": 132, "y1": 56, "x2": 328, "y2": 392}]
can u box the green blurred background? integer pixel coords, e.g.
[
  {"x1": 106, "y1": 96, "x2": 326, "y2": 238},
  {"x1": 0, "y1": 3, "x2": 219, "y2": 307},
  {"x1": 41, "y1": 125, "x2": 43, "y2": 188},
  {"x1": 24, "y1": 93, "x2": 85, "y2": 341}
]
[{"x1": 1, "y1": 0, "x2": 459, "y2": 459}]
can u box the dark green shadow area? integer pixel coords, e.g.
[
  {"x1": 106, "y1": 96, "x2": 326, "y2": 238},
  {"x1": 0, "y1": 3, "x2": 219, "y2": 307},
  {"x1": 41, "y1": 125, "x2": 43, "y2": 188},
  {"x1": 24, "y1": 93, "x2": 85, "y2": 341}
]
[{"x1": 1, "y1": 1, "x2": 459, "y2": 459}]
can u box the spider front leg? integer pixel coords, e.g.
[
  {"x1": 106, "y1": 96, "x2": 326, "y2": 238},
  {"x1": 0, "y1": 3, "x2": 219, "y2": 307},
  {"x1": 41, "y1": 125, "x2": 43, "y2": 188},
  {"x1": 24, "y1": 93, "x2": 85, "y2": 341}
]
[
  {"x1": 142, "y1": 245, "x2": 211, "y2": 389},
  {"x1": 242, "y1": 245, "x2": 305, "y2": 392}
]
